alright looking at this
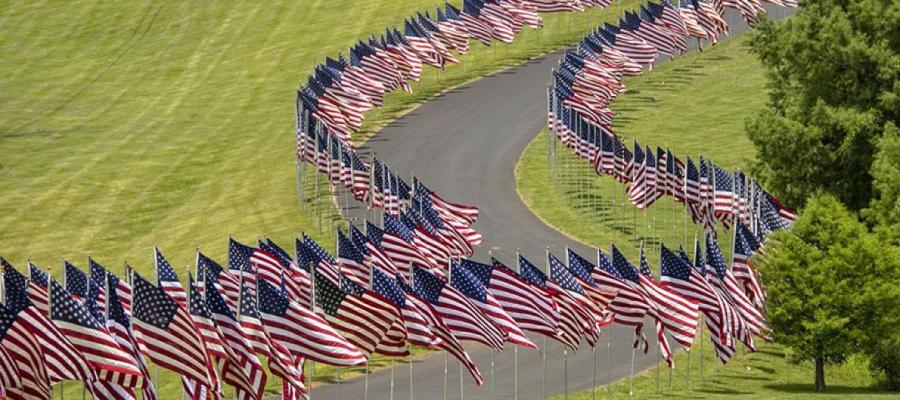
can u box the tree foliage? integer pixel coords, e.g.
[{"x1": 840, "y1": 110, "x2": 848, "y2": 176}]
[
  {"x1": 745, "y1": 0, "x2": 900, "y2": 211},
  {"x1": 757, "y1": 194, "x2": 900, "y2": 390},
  {"x1": 864, "y1": 124, "x2": 900, "y2": 242}
]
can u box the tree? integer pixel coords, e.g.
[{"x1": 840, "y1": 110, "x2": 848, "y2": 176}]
[
  {"x1": 864, "y1": 123, "x2": 900, "y2": 243},
  {"x1": 745, "y1": 0, "x2": 900, "y2": 211},
  {"x1": 756, "y1": 194, "x2": 899, "y2": 391}
]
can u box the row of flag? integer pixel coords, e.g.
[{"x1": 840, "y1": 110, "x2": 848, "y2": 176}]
[
  {"x1": 296, "y1": 0, "x2": 619, "y2": 144},
  {"x1": 0, "y1": 214, "x2": 778, "y2": 399},
  {"x1": 546, "y1": 0, "x2": 798, "y2": 236}
]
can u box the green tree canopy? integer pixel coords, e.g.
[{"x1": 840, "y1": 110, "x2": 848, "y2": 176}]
[
  {"x1": 757, "y1": 194, "x2": 900, "y2": 391},
  {"x1": 745, "y1": 0, "x2": 900, "y2": 211}
]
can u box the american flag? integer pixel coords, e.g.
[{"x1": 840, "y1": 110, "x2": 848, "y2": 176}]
[
  {"x1": 602, "y1": 23, "x2": 657, "y2": 67},
  {"x1": 486, "y1": 258, "x2": 560, "y2": 337},
  {"x1": 383, "y1": 28, "x2": 422, "y2": 83},
  {"x1": 590, "y1": 249, "x2": 652, "y2": 339},
  {"x1": 380, "y1": 216, "x2": 435, "y2": 272},
  {"x1": 249, "y1": 242, "x2": 286, "y2": 295},
  {"x1": 684, "y1": 157, "x2": 702, "y2": 220},
  {"x1": 229, "y1": 238, "x2": 258, "y2": 291},
  {"x1": 301, "y1": 234, "x2": 340, "y2": 284},
  {"x1": 412, "y1": 266, "x2": 504, "y2": 351},
  {"x1": 478, "y1": 0, "x2": 516, "y2": 43},
  {"x1": 459, "y1": 0, "x2": 494, "y2": 46},
  {"x1": 106, "y1": 273, "x2": 156, "y2": 400},
  {"x1": 313, "y1": 271, "x2": 400, "y2": 357},
  {"x1": 732, "y1": 229, "x2": 766, "y2": 311},
  {"x1": 372, "y1": 267, "x2": 438, "y2": 348},
  {"x1": 396, "y1": 278, "x2": 484, "y2": 385},
  {"x1": 548, "y1": 252, "x2": 603, "y2": 346},
  {"x1": 337, "y1": 230, "x2": 370, "y2": 286},
  {"x1": 202, "y1": 273, "x2": 269, "y2": 400},
  {"x1": 131, "y1": 272, "x2": 214, "y2": 388},
  {"x1": 351, "y1": 224, "x2": 399, "y2": 278},
  {"x1": 565, "y1": 249, "x2": 619, "y2": 324},
  {"x1": 3, "y1": 263, "x2": 95, "y2": 385},
  {"x1": 188, "y1": 276, "x2": 264, "y2": 400},
  {"x1": 198, "y1": 251, "x2": 240, "y2": 313},
  {"x1": 0, "y1": 302, "x2": 49, "y2": 400},
  {"x1": 26, "y1": 263, "x2": 50, "y2": 313},
  {"x1": 88, "y1": 258, "x2": 109, "y2": 316},
  {"x1": 634, "y1": 247, "x2": 700, "y2": 351},
  {"x1": 659, "y1": 244, "x2": 735, "y2": 363},
  {"x1": 237, "y1": 282, "x2": 306, "y2": 394},
  {"x1": 627, "y1": 142, "x2": 648, "y2": 208},
  {"x1": 642, "y1": 146, "x2": 660, "y2": 208},
  {"x1": 64, "y1": 260, "x2": 88, "y2": 300},
  {"x1": 257, "y1": 278, "x2": 365, "y2": 366},
  {"x1": 705, "y1": 236, "x2": 768, "y2": 341},
  {"x1": 404, "y1": 19, "x2": 444, "y2": 68},
  {"x1": 713, "y1": 165, "x2": 735, "y2": 226},
  {"x1": 621, "y1": 9, "x2": 675, "y2": 56},
  {"x1": 435, "y1": 6, "x2": 471, "y2": 54},
  {"x1": 260, "y1": 239, "x2": 312, "y2": 306},
  {"x1": 517, "y1": 255, "x2": 587, "y2": 351},
  {"x1": 48, "y1": 278, "x2": 144, "y2": 387},
  {"x1": 451, "y1": 259, "x2": 536, "y2": 350},
  {"x1": 183, "y1": 277, "x2": 227, "y2": 400},
  {"x1": 155, "y1": 248, "x2": 187, "y2": 307}
]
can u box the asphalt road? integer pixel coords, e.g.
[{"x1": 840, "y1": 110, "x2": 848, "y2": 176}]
[{"x1": 310, "y1": 5, "x2": 794, "y2": 399}]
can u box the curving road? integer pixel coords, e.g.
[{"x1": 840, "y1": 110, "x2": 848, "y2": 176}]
[{"x1": 314, "y1": 5, "x2": 794, "y2": 399}]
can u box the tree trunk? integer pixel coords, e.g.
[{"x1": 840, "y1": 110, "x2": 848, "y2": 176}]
[{"x1": 814, "y1": 356, "x2": 826, "y2": 392}]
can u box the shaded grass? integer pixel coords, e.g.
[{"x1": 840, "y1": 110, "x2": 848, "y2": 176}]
[
  {"x1": 1, "y1": 0, "x2": 644, "y2": 398},
  {"x1": 516, "y1": 35, "x2": 767, "y2": 265},
  {"x1": 550, "y1": 339, "x2": 897, "y2": 399}
]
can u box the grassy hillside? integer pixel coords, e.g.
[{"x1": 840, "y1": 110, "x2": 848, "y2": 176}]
[
  {"x1": 550, "y1": 339, "x2": 896, "y2": 399},
  {"x1": 0, "y1": 0, "x2": 639, "y2": 275},
  {"x1": 1, "y1": 0, "x2": 645, "y2": 397},
  {"x1": 516, "y1": 35, "x2": 767, "y2": 264}
]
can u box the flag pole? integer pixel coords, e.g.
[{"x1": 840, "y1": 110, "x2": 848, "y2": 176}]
[
  {"x1": 390, "y1": 358, "x2": 395, "y2": 400},
  {"x1": 488, "y1": 249, "x2": 496, "y2": 400},
  {"x1": 592, "y1": 345, "x2": 597, "y2": 400},
  {"x1": 629, "y1": 331, "x2": 636, "y2": 396},
  {"x1": 443, "y1": 352, "x2": 448, "y2": 400},
  {"x1": 514, "y1": 248, "x2": 521, "y2": 400},
  {"x1": 543, "y1": 246, "x2": 551, "y2": 400},
  {"x1": 459, "y1": 360, "x2": 464, "y2": 400},
  {"x1": 409, "y1": 348, "x2": 414, "y2": 400},
  {"x1": 314, "y1": 125, "x2": 322, "y2": 232},
  {"x1": 607, "y1": 340, "x2": 612, "y2": 400},
  {"x1": 656, "y1": 331, "x2": 661, "y2": 394},
  {"x1": 564, "y1": 347, "x2": 569, "y2": 399}
]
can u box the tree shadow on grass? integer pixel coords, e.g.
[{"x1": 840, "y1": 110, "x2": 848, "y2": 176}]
[{"x1": 764, "y1": 383, "x2": 895, "y2": 395}]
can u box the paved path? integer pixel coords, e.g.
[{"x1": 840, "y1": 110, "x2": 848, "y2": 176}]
[{"x1": 310, "y1": 5, "x2": 794, "y2": 399}]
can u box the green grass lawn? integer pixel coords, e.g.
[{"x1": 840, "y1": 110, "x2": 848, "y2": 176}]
[
  {"x1": 549, "y1": 337, "x2": 897, "y2": 399},
  {"x1": 516, "y1": 35, "x2": 768, "y2": 265},
  {"x1": 1, "y1": 0, "x2": 649, "y2": 397}
]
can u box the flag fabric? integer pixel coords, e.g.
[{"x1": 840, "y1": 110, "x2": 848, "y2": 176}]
[
  {"x1": 228, "y1": 238, "x2": 258, "y2": 291},
  {"x1": 260, "y1": 239, "x2": 312, "y2": 308},
  {"x1": 202, "y1": 273, "x2": 269, "y2": 400},
  {"x1": 237, "y1": 282, "x2": 306, "y2": 394},
  {"x1": 106, "y1": 273, "x2": 157, "y2": 400},
  {"x1": 313, "y1": 271, "x2": 400, "y2": 357},
  {"x1": 660, "y1": 244, "x2": 736, "y2": 363},
  {"x1": 131, "y1": 272, "x2": 214, "y2": 387},
  {"x1": 49, "y1": 279, "x2": 144, "y2": 387},
  {"x1": 198, "y1": 251, "x2": 241, "y2": 313},
  {"x1": 64, "y1": 260, "x2": 89, "y2": 300},
  {"x1": 517, "y1": 254, "x2": 587, "y2": 351},
  {"x1": 450, "y1": 259, "x2": 537, "y2": 350},
  {"x1": 88, "y1": 258, "x2": 109, "y2": 316},
  {"x1": 412, "y1": 266, "x2": 504, "y2": 351},
  {"x1": 337, "y1": 230, "x2": 370, "y2": 286},
  {"x1": 183, "y1": 277, "x2": 226, "y2": 400},
  {"x1": 3, "y1": 263, "x2": 95, "y2": 385},
  {"x1": 589, "y1": 249, "x2": 652, "y2": 340},
  {"x1": 25, "y1": 263, "x2": 49, "y2": 313},
  {"x1": 351, "y1": 224, "x2": 399, "y2": 278},
  {"x1": 155, "y1": 248, "x2": 187, "y2": 307},
  {"x1": 565, "y1": 249, "x2": 619, "y2": 324},
  {"x1": 257, "y1": 279, "x2": 366, "y2": 366},
  {"x1": 372, "y1": 267, "x2": 439, "y2": 348},
  {"x1": 635, "y1": 247, "x2": 700, "y2": 350},
  {"x1": 396, "y1": 278, "x2": 484, "y2": 385},
  {"x1": 485, "y1": 258, "x2": 560, "y2": 337},
  {"x1": 547, "y1": 253, "x2": 603, "y2": 347},
  {"x1": 733, "y1": 227, "x2": 766, "y2": 310},
  {"x1": 0, "y1": 302, "x2": 49, "y2": 400},
  {"x1": 705, "y1": 236, "x2": 769, "y2": 338}
]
